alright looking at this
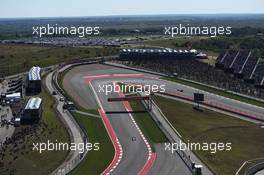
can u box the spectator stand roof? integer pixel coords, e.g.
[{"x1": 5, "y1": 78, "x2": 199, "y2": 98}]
[
  {"x1": 25, "y1": 97, "x2": 42, "y2": 110},
  {"x1": 28, "y1": 66, "x2": 41, "y2": 81},
  {"x1": 121, "y1": 48, "x2": 198, "y2": 54},
  {"x1": 6, "y1": 92, "x2": 21, "y2": 99}
]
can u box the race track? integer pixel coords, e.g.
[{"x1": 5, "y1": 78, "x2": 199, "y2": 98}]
[
  {"x1": 63, "y1": 64, "x2": 193, "y2": 175},
  {"x1": 62, "y1": 63, "x2": 264, "y2": 175}
]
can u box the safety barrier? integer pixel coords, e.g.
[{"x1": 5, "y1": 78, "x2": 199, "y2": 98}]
[{"x1": 244, "y1": 162, "x2": 264, "y2": 175}]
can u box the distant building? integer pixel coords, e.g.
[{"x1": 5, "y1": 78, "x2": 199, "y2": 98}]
[
  {"x1": 22, "y1": 97, "x2": 42, "y2": 122},
  {"x1": 26, "y1": 66, "x2": 41, "y2": 95}
]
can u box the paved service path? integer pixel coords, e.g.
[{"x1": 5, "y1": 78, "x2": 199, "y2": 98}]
[{"x1": 46, "y1": 72, "x2": 85, "y2": 175}]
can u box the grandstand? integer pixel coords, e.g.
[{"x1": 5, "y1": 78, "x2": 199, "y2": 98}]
[
  {"x1": 120, "y1": 48, "x2": 203, "y2": 60},
  {"x1": 243, "y1": 55, "x2": 261, "y2": 82},
  {"x1": 253, "y1": 62, "x2": 264, "y2": 88},
  {"x1": 22, "y1": 97, "x2": 42, "y2": 123},
  {"x1": 231, "y1": 50, "x2": 251, "y2": 77},
  {"x1": 216, "y1": 50, "x2": 264, "y2": 87},
  {"x1": 215, "y1": 51, "x2": 227, "y2": 68},
  {"x1": 216, "y1": 50, "x2": 239, "y2": 72},
  {"x1": 119, "y1": 48, "x2": 264, "y2": 99},
  {"x1": 26, "y1": 66, "x2": 41, "y2": 95}
]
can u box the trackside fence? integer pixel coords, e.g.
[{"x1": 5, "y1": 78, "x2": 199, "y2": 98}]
[{"x1": 140, "y1": 94, "x2": 202, "y2": 175}]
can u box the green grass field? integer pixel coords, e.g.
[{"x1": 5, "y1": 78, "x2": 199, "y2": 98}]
[
  {"x1": 154, "y1": 95, "x2": 264, "y2": 175},
  {"x1": 163, "y1": 77, "x2": 264, "y2": 108},
  {"x1": 0, "y1": 83, "x2": 69, "y2": 175},
  {"x1": 129, "y1": 100, "x2": 167, "y2": 144},
  {"x1": 0, "y1": 44, "x2": 118, "y2": 76},
  {"x1": 119, "y1": 83, "x2": 167, "y2": 144},
  {"x1": 69, "y1": 112, "x2": 114, "y2": 175}
]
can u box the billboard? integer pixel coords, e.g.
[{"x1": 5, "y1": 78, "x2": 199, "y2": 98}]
[{"x1": 194, "y1": 93, "x2": 204, "y2": 102}]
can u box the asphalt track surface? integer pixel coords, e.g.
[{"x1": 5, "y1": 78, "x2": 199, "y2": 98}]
[
  {"x1": 94, "y1": 81, "x2": 150, "y2": 175},
  {"x1": 63, "y1": 64, "x2": 193, "y2": 175},
  {"x1": 63, "y1": 64, "x2": 264, "y2": 122},
  {"x1": 63, "y1": 64, "x2": 264, "y2": 175}
]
